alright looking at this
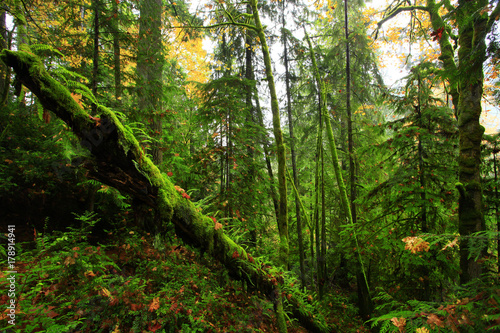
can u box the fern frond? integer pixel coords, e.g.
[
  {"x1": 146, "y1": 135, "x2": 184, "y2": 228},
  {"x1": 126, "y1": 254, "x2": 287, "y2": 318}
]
[{"x1": 29, "y1": 44, "x2": 64, "y2": 58}]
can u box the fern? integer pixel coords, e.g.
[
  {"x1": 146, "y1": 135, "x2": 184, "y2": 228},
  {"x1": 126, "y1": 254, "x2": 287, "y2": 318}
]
[{"x1": 29, "y1": 43, "x2": 64, "y2": 58}]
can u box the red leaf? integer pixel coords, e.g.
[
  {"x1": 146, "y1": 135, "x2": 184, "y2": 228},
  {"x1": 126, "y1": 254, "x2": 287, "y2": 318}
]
[
  {"x1": 232, "y1": 250, "x2": 239, "y2": 259},
  {"x1": 148, "y1": 322, "x2": 162, "y2": 332},
  {"x1": 149, "y1": 297, "x2": 160, "y2": 312},
  {"x1": 167, "y1": 171, "x2": 173, "y2": 177}
]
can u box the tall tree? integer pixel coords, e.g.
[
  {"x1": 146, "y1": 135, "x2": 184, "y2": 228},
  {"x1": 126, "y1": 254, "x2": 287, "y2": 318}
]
[
  {"x1": 137, "y1": 0, "x2": 164, "y2": 165},
  {"x1": 377, "y1": 0, "x2": 500, "y2": 284},
  {"x1": 281, "y1": 0, "x2": 305, "y2": 287}
]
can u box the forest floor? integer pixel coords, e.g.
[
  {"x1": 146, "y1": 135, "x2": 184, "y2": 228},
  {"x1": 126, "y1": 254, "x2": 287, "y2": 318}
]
[{"x1": 0, "y1": 225, "x2": 369, "y2": 333}]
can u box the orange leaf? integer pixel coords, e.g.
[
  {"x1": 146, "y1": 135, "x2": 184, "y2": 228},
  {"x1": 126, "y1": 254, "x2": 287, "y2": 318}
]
[
  {"x1": 130, "y1": 303, "x2": 142, "y2": 311},
  {"x1": 391, "y1": 317, "x2": 406, "y2": 332},
  {"x1": 214, "y1": 222, "x2": 223, "y2": 230},
  {"x1": 427, "y1": 313, "x2": 444, "y2": 328},
  {"x1": 149, "y1": 297, "x2": 160, "y2": 312}
]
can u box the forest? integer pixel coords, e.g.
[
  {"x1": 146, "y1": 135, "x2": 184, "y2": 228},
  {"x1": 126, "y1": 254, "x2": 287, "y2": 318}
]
[{"x1": 1, "y1": 0, "x2": 500, "y2": 332}]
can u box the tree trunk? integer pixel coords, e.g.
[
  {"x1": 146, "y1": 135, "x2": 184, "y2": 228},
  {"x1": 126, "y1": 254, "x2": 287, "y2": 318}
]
[
  {"x1": 282, "y1": 3, "x2": 305, "y2": 288},
  {"x1": 137, "y1": 0, "x2": 163, "y2": 166},
  {"x1": 111, "y1": 0, "x2": 121, "y2": 105},
  {"x1": 344, "y1": 0, "x2": 373, "y2": 317},
  {"x1": 455, "y1": 0, "x2": 488, "y2": 284},
  {"x1": 91, "y1": 0, "x2": 100, "y2": 114},
  {"x1": 1, "y1": 49, "x2": 330, "y2": 333},
  {"x1": 250, "y1": 0, "x2": 289, "y2": 271},
  {"x1": 0, "y1": 9, "x2": 10, "y2": 106}
]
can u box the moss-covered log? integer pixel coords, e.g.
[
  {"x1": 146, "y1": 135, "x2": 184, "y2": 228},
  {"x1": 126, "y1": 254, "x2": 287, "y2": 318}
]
[{"x1": 0, "y1": 49, "x2": 330, "y2": 333}]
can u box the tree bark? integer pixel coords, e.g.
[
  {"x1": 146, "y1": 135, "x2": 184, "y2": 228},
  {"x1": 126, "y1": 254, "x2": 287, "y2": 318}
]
[
  {"x1": 282, "y1": 3, "x2": 305, "y2": 288},
  {"x1": 0, "y1": 9, "x2": 10, "y2": 106},
  {"x1": 91, "y1": 0, "x2": 100, "y2": 114},
  {"x1": 1, "y1": 49, "x2": 330, "y2": 333},
  {"x1": 111, "y1": 0, "x2": 121, "y2": 105},
  {"x1": 250, "y1": 0, "x2": 289, "y2": 270},
  {"x1": 137, "y1": 0, "x2": 163, "y2": 166}
]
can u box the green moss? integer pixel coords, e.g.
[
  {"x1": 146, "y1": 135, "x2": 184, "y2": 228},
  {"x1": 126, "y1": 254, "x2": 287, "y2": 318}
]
[{"x1": 157, "y1": 186, "x2": 174, "y2": 222}]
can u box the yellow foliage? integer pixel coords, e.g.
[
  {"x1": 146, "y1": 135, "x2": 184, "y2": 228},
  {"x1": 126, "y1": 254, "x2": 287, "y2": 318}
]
[{"x1": 402, "y1": 236, "x2": 430, "y2": 254}]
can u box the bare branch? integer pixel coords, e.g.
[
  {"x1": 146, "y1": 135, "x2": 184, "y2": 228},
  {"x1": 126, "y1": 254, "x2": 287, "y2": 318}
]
[{"x1": 375, "y1": 5, "x2": 429, "y2": 39}]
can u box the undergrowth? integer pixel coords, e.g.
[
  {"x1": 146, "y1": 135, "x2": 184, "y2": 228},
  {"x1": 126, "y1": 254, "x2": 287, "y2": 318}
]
[{"x1": 0, "y1": 212, "x2": 322, "y2": 333}]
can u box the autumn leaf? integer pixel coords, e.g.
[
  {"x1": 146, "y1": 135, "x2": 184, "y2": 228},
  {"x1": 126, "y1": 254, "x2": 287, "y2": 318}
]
[
  {"x1": 391, "y1": 317, "x2": 406, "y2": 332},
  {"x1": 167, "y1": 171, "x2": 173, "y2": 177},
  {"x1": 214, "y1": 222, "x2": 223, "y2": 230},
  {"x1": 149, "y1": 297, "x2": 160, "y2": 312},
  {"x1": 101, "y1": 287, "x2": 112, "y2": 298},
  {"x1": 84, "y1": 270, "x2": 96, "y2": 278},
  {"x1": 416, "y1": 328, "x2": 429, "y2": 333},
  {"x1": 130, "y1": 303, "x2": 142, "y2": 311},
  {"x1": 441, "y1": 237, "x2": 459, "y2": 251},
  {"x1": 402, "y1": 236, "x2": 430, "y2": 254},
  {"x1": 46, "y1": 306, "x2": 59, "y2": 318},
  {"x1": 427, "y1": 313, "x2": 444, "y2": 328},
  {"x1": 148, "y1": 322, "x2": 162, "y2": 332}
]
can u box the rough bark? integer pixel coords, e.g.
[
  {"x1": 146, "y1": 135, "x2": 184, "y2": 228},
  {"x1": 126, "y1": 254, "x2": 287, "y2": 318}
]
[
  {"x1": 250, "y1": 0, "x2": 289, "y2": 270},
  {"x1": 91, "y1": 0, "x2": 100, "y2": 114},
  {"x1": 137, "y1": 0, "x2": 163, "y2": 166},
  {"x1": 111, "y1": 0, "x2": 121, "y2": 104},
  {"x1": 379, "y1": 0, "x2": 499, "y2": 285},
  {"x1": 344, "y1": 0, "x2": 373, "y2": 317},
  {"x1": 282, "y1": 5, "x2": 305, "y2": 287},
  {"x1": 0, "y1": 49, "x2": 330, "y2": 333},
  {"x1": 305, "y1": 28, "x2": 371, "y2": 309},
  {"x1": 0, "y1": 9, "x2": 10, "y2": 105}
]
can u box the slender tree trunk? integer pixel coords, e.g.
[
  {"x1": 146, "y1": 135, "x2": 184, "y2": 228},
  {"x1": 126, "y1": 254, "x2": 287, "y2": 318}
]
[
  {"x1": 305, "y1": 26, "x2": 372, "y2": 314},
  {"x1": 255, "y1": 94, "x2": 280, "y2": 222},
  {"x1": 320, "y1": 143, "x2": 326, "y2": 298},
  {"x1": 91, "y1": 0, "x2": 100, "y2": 114},
  {"x1": 282, "y1": 2, "x2": 305, "y2": 288},
  {"x1": 250, "y1": 0, "x2": 289, "y2": 270},
  {"x1": 416, "y1": 73, "x2": 431, "y2": 300},
  {"x1": 245, "y1": 11, "x2": 257, "y2": 247},
  {"x1": 344, "y1": 0, "x2": 373, "y2": 317},
  {"x1": 249, "y1": 3, "x2": 288, "y2": 330},
  {"x1": 313, "y1": 109, "x2": 323, "y2": 295},
  {"x1": 494, "y1": 150, "x2": 500, "y2": 273},
  {"x1": 0, "y1": 10, "x2": 10, "y2": 106},
  {"x1": 137, "y1": 0, "x2": 163, "y2": 165},
  {"x1": 111, "y1": 0, "x2": 121, "y2": 104}
]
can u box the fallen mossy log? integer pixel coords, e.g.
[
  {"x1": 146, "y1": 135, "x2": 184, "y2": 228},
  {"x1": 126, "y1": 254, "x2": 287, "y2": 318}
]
[{"x1": 1, "y1": 50, "x2": 331, "y2": 333}]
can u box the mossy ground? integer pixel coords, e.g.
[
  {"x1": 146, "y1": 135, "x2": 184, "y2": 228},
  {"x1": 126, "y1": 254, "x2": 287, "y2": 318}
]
[{"x1": 0, "y1": 223, "x2": 369, "y2": 333}]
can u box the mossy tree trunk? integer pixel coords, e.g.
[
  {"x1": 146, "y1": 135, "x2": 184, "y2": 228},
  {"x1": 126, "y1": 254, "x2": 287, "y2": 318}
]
[
  {"x1": 0, "y1": 9, "x2": 10, "y2": 106},
  {"x1": 137, "y1": 0, "x2": 163, "y2": 166},
  {"x1": 344, "y1": 0, "x2": 373, "y2": 317},
  {"x1": 111, "y1": 0, "x2": 121, "y2": 105},
  {"x1": 305, "y1": 27, "x2": 372, "y2": 311},
  {"x1": 378, "y1": 0, "x2": 500, "y2": 285},
  {"x1": 282, "y1": 2, "x2": 305, "y2": 288},
  {"x1": 249, "y1": 0, "x2": 289, "y2": 271},
  {"x1": 1, "y1": 49, "x2": 330, "y2": 333}
]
